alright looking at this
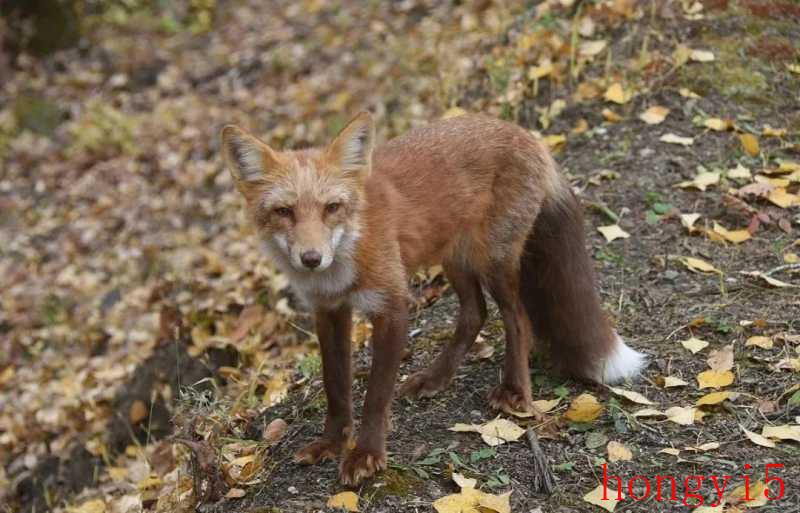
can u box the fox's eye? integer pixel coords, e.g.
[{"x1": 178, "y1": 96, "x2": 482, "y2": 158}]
[
  {"x1": 274, "y1": 206, "x2": 293, "y2": 218},
  {"x1": 325, "y1": 202, "x2": 341, "y2": 215}
]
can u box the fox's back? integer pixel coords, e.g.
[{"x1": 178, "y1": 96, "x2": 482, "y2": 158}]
[{"x1": 363, "y1": 115, "x2": 562, "y2": 272}]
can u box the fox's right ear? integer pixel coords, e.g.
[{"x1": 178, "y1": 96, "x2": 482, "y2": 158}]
[{"x1": 220, "y1": 125, "x2": 282, "y2": 187}]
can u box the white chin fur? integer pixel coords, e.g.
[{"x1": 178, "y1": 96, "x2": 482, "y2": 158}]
[{"x1": 600, "y1": 335, "x2": 646, "y2": 384}]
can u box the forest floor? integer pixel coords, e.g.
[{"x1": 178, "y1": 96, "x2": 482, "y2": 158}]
[{"x1": 1, "y1": 1, "x2": 799, "y2": 513}]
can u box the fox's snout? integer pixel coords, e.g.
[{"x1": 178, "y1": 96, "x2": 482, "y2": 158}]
[{"x1": 300, "y1": 250, "x2": 323, "y2": 269}]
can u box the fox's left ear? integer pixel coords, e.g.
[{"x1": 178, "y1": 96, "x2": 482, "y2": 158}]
[{"x1": 326, "y1": 111, "x2": 375, "y2": 178}]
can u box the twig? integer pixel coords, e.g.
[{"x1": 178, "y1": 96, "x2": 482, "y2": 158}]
[
  {"x1": 525, "y1": 428, "x2": 556, "y2": 495},
  {"x1": 764, "y1": 263, "x2": 800, "y2": 277},
  {"x1": 587, "y1": 201, "x2": 620, "y2": 223}
]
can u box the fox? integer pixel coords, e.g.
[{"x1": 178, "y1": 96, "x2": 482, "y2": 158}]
[{"x1": 220, "y1": 112, "x2": 645, "y2": 485}]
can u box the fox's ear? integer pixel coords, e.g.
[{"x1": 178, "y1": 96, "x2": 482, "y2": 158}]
[
  {"x1": 326, "y1": 111, "x2": 375, "y2": 177},
  {"x1": 220, "y1": 125, "x2": 282, "y2": 185}
]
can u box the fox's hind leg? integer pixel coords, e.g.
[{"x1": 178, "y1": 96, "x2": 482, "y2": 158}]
[
  {"x1": 486, "y1": 263, "x2": 544, "y2": 420},
  {"x1": 399, "y1": 265, "x2": 486, "y2": 399}
]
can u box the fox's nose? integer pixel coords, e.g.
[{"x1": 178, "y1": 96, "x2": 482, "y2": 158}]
[{"x1": 300, "y1": 250, "x2": 322, "y2": 269}]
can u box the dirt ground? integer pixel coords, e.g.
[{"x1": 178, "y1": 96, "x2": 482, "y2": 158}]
[{"x1": 2, "y1": 1, "x2": 799, "y2": 512}]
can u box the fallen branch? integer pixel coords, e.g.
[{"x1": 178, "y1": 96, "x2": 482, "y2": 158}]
[{"x1": 525, "y1": 428, "x2": 556, "y2": 495}]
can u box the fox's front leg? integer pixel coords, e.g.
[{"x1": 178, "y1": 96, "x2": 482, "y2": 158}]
[
  {"x1": 294, "y1": 305, "x2": 353, "y2": 465},
  {"x1": 339, "y1": 301, "x2": 408, "y2": 485}
]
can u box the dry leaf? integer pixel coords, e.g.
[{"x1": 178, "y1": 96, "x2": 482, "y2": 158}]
[
  {"x1": 433, "y1": 488, "x2": 511, "y2": 513},
  {"x1": 712, "y1": 222, "x2": 751, "y2": 244},
  {"x1": 71, "y1": 499, "x2": 106, "y2": 513},
  {"x1": 727, "y1": 163, "x2": 751, "y2": 180},
  {"x1": 707, "y1": 344, "x2": 734, "y2": 371},
  {"x1": 225, "y1": 488, "x2": 246, "y2": 499},
  {"x1": 442, "y1": 107, "x2": 468, "y2": 119},
  {"x1": 583, "y1": 484, "x2": 623, "y2": 512},
  {"x1": 761, "y1": 424, "x2": 800, "y2": 443},
  {"x1": 739, "y1": 133, "x2": 760, "y2": 156},
  {"x1": 607, "y1": 441, "x2": 633, "y2": 462},
  {"x1": 767, "y1": 188, "x2": 800, "y2": 208},
  {"x1": 677, "y1": 171, "x2": 719, "y2": 191},
  {"x1": 579, "y1": 40, "x2": 608, "y2": 58},
  {"x1": 679, "y1": 87, "x2": 701, "y2": 98},
  {"x1": 741, "y1": 271, "x2": 796, "y2": 288},
  {"x1": 763, "y1": 126, "x2": 787, "y2": 137},
  {"x1": 680, "y1": 213, "x2": 702, "y2": 232},
  {"x1": 328, "y1": 491, "x2": 360, "y2": 512},
  {"x1": 129, "y1": 400, "x2": 147, "y2": 424},
  {"x1": 263, "y1": 418, "x2": 288, "y2": 443},
  {"x1": 663, "y1": 376, "x2": 689, "y2": 388},
  {"x1": 665, "y1": 406, "x2": 696, "y2": 425},
  {"x1": 728, "y1": 480, "x2": 769, "y2": 508},
  {"x1": 639, "y1": 106, "x2": 669, "y2": 125},
  {"x1": 685, "y1": 442, "x2": 720, "y2": 452},
  {"x1": 450, "y1": 417, "x2": 525, "y2": 446},
  {"x1": 542, "y1": 134, "x2": 567, "y2": 150},
  {"x1": 633, "y1": 408, "x2": 666, "y2": 418},
  {"x1": 681, "y1": 257, "x2": 721, "y2": 274},
  {"x1": 704, "y1": 118, "x2": 733, "y2": 131},
  {"x1": 452, "y1": 472, "x2": 477, "y2": 489},
  {"x1": 659, "y1": 447, "x2": 681, "y2": 456},
  {"x1": 784, "y1": 253, "x2": 799, "y2": 264},
  {"x1": 564, "y1": 393, "x2": 604, "y2": 422},
  {"x1": 681, "y1": 337, "x2": 709, "y2": 353},
  {"x1": 696, "y1": 391, "x2": 735, "y2": 406},
  {"x1": 597, "y1": 225, "x2": 630, "y2": 242},
  {"x1": 660, "y1": 133, "x2": 694, "y2": 146},
  {"x1": 531, "y1": 398, "x2": 561, "y2": 413},
  {"x1": 607, "y1": 386, "x2": 654, "y2": 405},
  {"x1": 602, "y1": 108, "x2": 622, "y2": 122},
  {"x1": 697, "y1": 370, "x2": 734, "y2": 389},
  {"x1": 742, "y1": 426, "x2": 775, "y2": 448},
  {"x1": 745, "y1": 336, "x2": 773, "y2": 349},
  {"x1": 690, "y1": 49, "x2": 715, "y2": 62},
  {"x1": 604, "y1": 82, "x2": 630, "y2": 104}
]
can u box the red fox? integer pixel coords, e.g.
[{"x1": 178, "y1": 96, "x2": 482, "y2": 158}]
[{"x1": 221, "y1": 112, "x2": 645, "y2": 485}]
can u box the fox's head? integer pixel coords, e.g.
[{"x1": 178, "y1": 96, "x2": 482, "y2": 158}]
[{"x1": 221, "y1": 112, "x2": 373, "y2": 274}]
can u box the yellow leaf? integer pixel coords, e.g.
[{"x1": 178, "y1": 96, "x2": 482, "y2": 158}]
[
  {"x1": 728, "y1": 480, "x2": 769, "y2": 508},
  {"x1": 712, "y1": 222, "x2": 751, "y2": 244},
  {"x1": 681, "y1": 337, "x2": 709, "y2": 353},
  {"x1": 786, "y1": 63, "x2": 800, "y2": 74},
  {"x1": 761, "y1": 424, "x2": 800, "y2": 443},
  {"x1": 778, "y1": 160, "x2": 800, "y2": 173},
  {"x1": 597, "y1": 224, "x2": 630, "y2": 243},
  {"x1": 604, "y1": 82, "x2": 630, "y2": 104},
  {"x1": 452, "y1": 472, "x2": 477, "y2": 489},
  {"x1": 727, "y1": 163, "x2": 752, "y2": 180},
  {"x1": 685, "y1": 442, "x2": 720, "y2": 452},
  {"x1": 450, "y1": 417, "x2": 525, "y2": 446},
  {"x1": 107, "y1": 466, "x2": 129, "y2": 482},
  {"x1": 327, "y1": 491, "x2": 360, "y2": 512},
  {"x1": 433, "y1": 488, "x2": 511, "y2": 513},
  {"x1": 767, "y1": 188, "x2": 800, "y2": 208},
  {"x1": 542, "y1": 134, "x2": 566, "y2": 149},
  {"x1": 528, "y1": 61, "x2": 554, "y2": 80},
  {"x1": 442, "y1": 107, "x2": 468, "y2": 119},
  {"x1": 660, "y1": 133, "x2": 694, "y2": 146},
  {"x1": 696, "y1": 391, "x2": 734, "y2": 406},
  {"x1": 741, "y1": 271, "x2": 796, "y2": 288},
  {"x1": 633, "y1": 408, "x2": 665, "y2": 418},
  {"x1": 564, "y1": 393, "x2": 604, "y2": 422},
  {"x1": 681, "y1": 257, "x2": 720, "y2": 274},
  {"x1": 531, "y1": 398, "x2": 561, "y2": 413},
  {"x1": 697, "y1": 370, "x2": 734, "y2": 389},
  {"x1": 639, "y1": 105, "x2": 669, "y2": 125},
  {"x1": 607, "y1": 441, "x2": 633, "y2": 462},
  {"x1": 607, "y1": 386, "x2": 654, "y2": 405},
  {"x1": 677, "y1": 171, "x2": 719, "y2": 191},
  {"x1": 663, "y1": 376, "x2": 689, "y2": 388},
  {"x1": 704, "y1": 118, "x2": 733, "y2": 131},
  {"x1": 690, "y1": 49, "x2": 715, "y2": 62},
  {"x1": 673, "y1": 45, "x2": 692, "y2": 67},
  {"x1": 763, "y1": 125, "x2": 787, "y2": 137},
  {"x1": 659, "y1": 447, "x2": 681, "y2": 456},
  {"x1": 739, "y1": 133, "x2": 760, "y2": 156},
  {"x1": 583, "y1": 484, "x2": 623, "y2": 511},
  {"x1": 601, "y1": 108, "x2": 623, "y2": 122},
  {"x1": 745, "y1": 336, "x2": 773, "y2": 349},
  {"x1": 784, "y1": 252, "x2": 799, "y2": 264},
  {"x1": 70, "y1": 499, "x2": 106, "y2": 513},
  {"x1": 225, "y1": 488, "x2": 246, "y2": 499},
  {"x1": 571, "y1": 118, "x2": 590, "y2": 135},
  {"x1": 665, "y1": 406, "x2": 696, "y2": 425},
  {"x1": 579, "y1": 40, "x2": 607, "y2": 58},
  {"x1": 679, "y1": 87, "x2": 701, "y2": 98},
  {"x1": 707, "y1": 344, "x2": 734, "y2": 371},
  {"x1": 742, "y1": 427, "x2": 775, "y2": 448}
]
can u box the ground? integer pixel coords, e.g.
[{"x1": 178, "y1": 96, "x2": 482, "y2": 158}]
[{"x1": 1, "y1": 1, "x2": 799, "y2": 513}]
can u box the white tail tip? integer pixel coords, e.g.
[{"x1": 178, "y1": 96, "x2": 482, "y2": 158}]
[{"x1": 601, "y1": 335, "x2": 647, "y2": 384}]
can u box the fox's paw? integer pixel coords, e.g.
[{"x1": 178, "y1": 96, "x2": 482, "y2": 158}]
[
  {"x1": 488, "y1": 384, "x2": 544, "y2": 420},
  {"x1": 399, "y1": 371, "x2": 450, "y2": 399},
  {"x1": 339, "y1": 445, "x2": 386, "y2": 486},
  {"x1": 294, "y1": 437, "x2": 343, "y2": 465}
]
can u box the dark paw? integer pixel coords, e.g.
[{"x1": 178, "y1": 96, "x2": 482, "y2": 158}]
[
  {"x1": 294, "y1": 437, "x2": 344, "y2": 465},
  {"x1": 339, "y1": 445, "x2": 386, "y2": 486},
  {"x1": 488, "y1": 384, "x2": 543, "y2": 420},
  {"x1": 398, "y1": 371, "x2": 450, "y2": 399}
]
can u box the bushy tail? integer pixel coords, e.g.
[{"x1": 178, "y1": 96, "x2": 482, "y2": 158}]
[{"x1": 519, "y1": 186, "x2": 645, "y2": 383}]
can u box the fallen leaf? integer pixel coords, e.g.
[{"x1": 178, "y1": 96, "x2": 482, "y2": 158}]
[
  {"x1": 328, "y1": 491, "x2": 360, "y2": 512},
  {"x1": 607, "y1": 386, "x2": 654, "y2": 405},
  {"x1": 685, "y1": 442, "x2": 720, "y2": 452},
  {"x1": 745, "y1": 336, "x2": 773, "y2": 349},
  {"x1": 712, "y1": 222, "x2": 751, "y2": 244},
  {"x1": 704, "y1": 118, "x2": 733, "y2": 131},
  {"x1": 784, "y1": 253, "x2": 799, "y2": 264},
  {"x1": 659, "y1": 447, "x2": 681, "y2": 456},
  {"x1": 727, "y1": 163, "x2": 751, "y2": 180},
  {"x1": 579, "y1": 40, "x2": 608, "y2": 58},
  {"x1": 697, "y1": 370, "x2": 734, "y2": 389},
  {"x1": 632, "y1": 408, "x2": 665, "y2": 418},
  {"x1": 677, "y1": 171, "x2": 719, "y2": 191},
  {"x1": 679, "y1": 87, "x2": 701, "y2": 98},
  {"x1": 728, "y1": 480, "x2": 769, "y2": 507},
  {"x1": 776, "y1": 357, "x2": 800, "y2": 371},
  {"x1": 225, "y1": 488, "x2": 246, "y2": 499},
  {"x1": 696, "y1": 391, "x2": 734, "y2": 406},
  {"x1": 263, "y1": 418, "x2": 288, "y2": 443},
  {"x1": 739, "y1": 133, "x2": 760, "y2": 156},
  {"x1": 741, "y1": 271, "x2": 796, "y2": 288},
  {"x1": 564, "y1": 393, "x2": 604, "y2": 422},
  {"x1": 607, "y1": 441, "x2": 633, "y2": 462},
  {"x1": 450, "y1": 417, "x2": 525, "y2": 446},
  {"x1": 742, "y1": 426, "x2": 775, "y2": 448},
  {"x1": 660, "y1": 133, "x2": 694, "y2": 146},
  {"x1": 665, "y1": 406, "x2": 696, "y2": 425},
  {"x1": 690, "y1": 49, "x2": 715, "y2": 62},
  {"x1": 707, "y1": 344, "x2": 734, "y2": 371},
  {"x1": 681, "y1": 337, "x2": 709, "y2": 354},
  {"x1": 583, "y1": 484, "x2": 623, "y2": 512},
  {"x1": 528, "y1": 61, "x2": 554, "y2": 80},
  {"x1": 763, "y1": 126, "x2": 787, "y2": 137},
  {"x1": 604, "y1": 82, "x2": 630, "y2": 104},
  {"x1": 70, "y1": 499, "x2": 106, "y2": 513},
  {"x1": 452, "y1": 472, "x2": 477, "y2": 489},
  {"x1": 597, "y1": 224, "x2": 630, "y2": 243},
  {"x1": 531, "y1": 398, "x2": 561, "y2": 413},
  {"x1": 788, "y1": 63, "x2": 800, "y2": 74},
  {"x1": 129, "y1": 400, "x2": 148, "y2": 424},
  {"x1": 663, "y1": 376, "x2": 689, "y2": 388},
  {"x1": 681, "y1": 257, "x2": 721, "y2": 274},
  {"x1": 778, "y1": 160, "x2": 800, "y2": 173},
  {"x1": 602, "y1": 108, "x2": 622, "y2": 122},
  {"x1": 761, "y1": 424, "x2": 800, "y2": 443},
  {"x1": 639, "y1": 106, "x2": 669, "y2": 125},
  {"x1": 433, "y1": 488, "x2": 511, "y2": 513},
  {"x1": 442, "y1": 107, "x2": 468, "y2": 119},
  {"x1": 767, "y1": 188, "x2": 800, "y2": 208},
  {"x1": 680, "y1": 213, "x2": 702, "y2": 232}
]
